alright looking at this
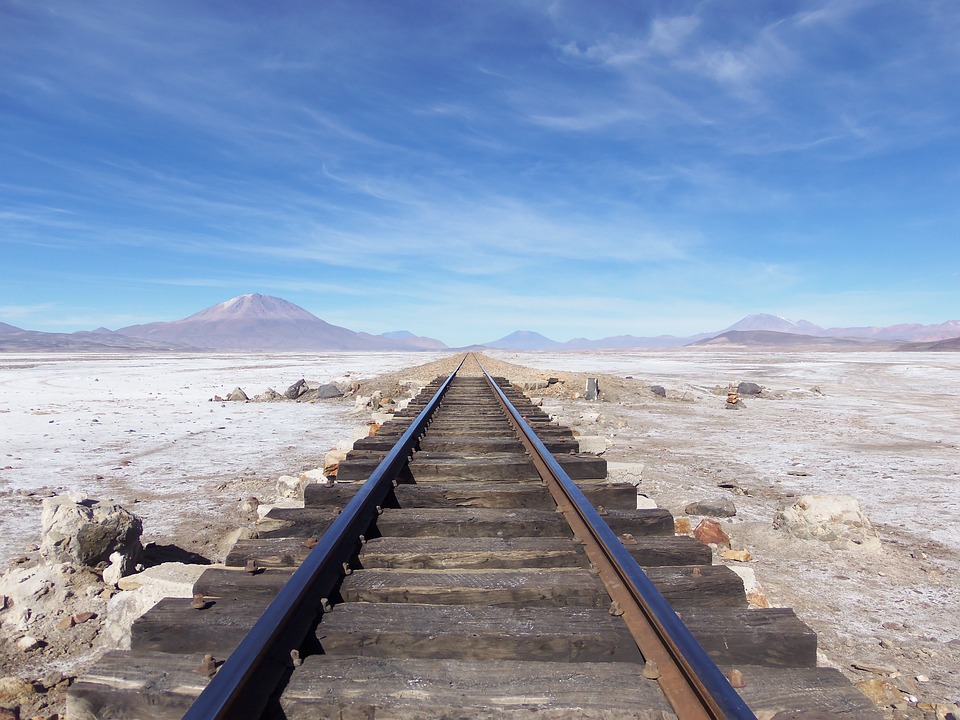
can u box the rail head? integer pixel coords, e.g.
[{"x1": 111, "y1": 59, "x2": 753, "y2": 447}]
[
  {"x1": 479, "y1": 363, "x2": 757, "y2": 720},
  {"x1": 182, "y1": 355, "x2": 466, "y2": 720}
]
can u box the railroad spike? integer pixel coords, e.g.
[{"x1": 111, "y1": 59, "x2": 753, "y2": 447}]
[
  {"x1": 245, "y1": 559, "x2": 263, "y2": 575},
  {"x1": 290, "y1": 649, "x2": 302, "y2": 668},
  {"x1": 302, "y1": 536, "x2": 319, "y2": 549},
  {"x1": 726, "y1": 669, "x2": 747, "y2": 688},
  {"x1": 608, "y1": 600, "x2": 624, "y2": 617},
  {"x1": 191, "y1": 593, "x2": 209, "y2": 610},
  {"x1": 641, "y1": 660, "x2": 661, "y2": 680},
  {"x1": 193, "y1": 654, "x2": 218, "y2": 678},
  {"x1": 342, "y1": 561, "x2": 352, "y2": 576},
  {"x1": 320, "y1": 597, "x2": 332, "y2": 612}
]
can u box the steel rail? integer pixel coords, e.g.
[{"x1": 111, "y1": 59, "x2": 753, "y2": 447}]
[
  {"x1": 480, "y1": 363, "x2": 757, "y2": 720},
  {"x1": 182, "y1": 355, "x2": 466, "y2": 720}
]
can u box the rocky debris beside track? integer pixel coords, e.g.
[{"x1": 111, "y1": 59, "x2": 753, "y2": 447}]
[
  {"x1": 215, "y1": 378, "x2": 345, "y2": 404},
  {"x1": 774, "y1": 494, "x2": 882, "y2": 552},
  {"x1": 0, "y1": 493, "x2": 217, "y2": 719}
]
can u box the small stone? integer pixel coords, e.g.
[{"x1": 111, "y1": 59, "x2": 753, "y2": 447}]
[
  {"x1": 316, "y1": 383, "x2": 343, "y2": 399},
  {"x1": 649, "y1": 385, "x2": 666, "y2": 398},
  {"x1": 636, "y1": 495, "x2": 658, "y2": 510},
  {"x1": 284, "y1": 379, "x2": 307, "y2": 400},
  {"x1": 693, "y1": 518, "x2": 730, "y2": 547},
  {"x1": 73, "y1": 611, "x2": 96, "y2": 624},
  {"x1": 0, "y1": 676, "x2": 36, "y2": 703},
  {"x1": 57, "y1": 616, "x2": 76, "y2": 630},
  {"x1": 720, "y1": 548, "x2": 752, "y2": 562},
  {"x1": 935, "y1": 704, "x2": 959, "y2": 720},
  {"x1": 684, "y1": 498, "x2": 737, "y2": 518},
  {"x1": 275, "y1": 474, "x2": 306, "y2": 500},
  {"x1": 16, "y1": 636, "x2": 41, "y2": 652},
  {"x1": 226, "y1": 387, "x2": 249, "y2": 402},
  {"x1": 855, "y1": 678, "x2": 902, "y2": 706},
  {"x1": 915, "y1": 675, "x2": 929, "y2": 683},
  {"x1": 738, "y1": 382, "x2": 762, "y2": 395},
  {"x1": 674, "y1": 517, "x2": 692, "y2": 536}
]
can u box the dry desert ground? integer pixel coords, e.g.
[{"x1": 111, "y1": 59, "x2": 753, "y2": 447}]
[{"x1": 0, "y1": 349, "x2": 957, "y2": 718}]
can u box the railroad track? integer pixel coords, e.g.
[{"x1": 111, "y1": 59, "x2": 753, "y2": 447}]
[{"x1": 68, "y1": 354, "x2": 880, "y2": 719}]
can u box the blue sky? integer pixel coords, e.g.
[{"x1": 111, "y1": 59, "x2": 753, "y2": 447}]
[{"x1": 2, "y1": 0, "x2": 959, "y2": 346}]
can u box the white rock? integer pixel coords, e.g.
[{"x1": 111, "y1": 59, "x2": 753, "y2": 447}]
[
  {"x1": 606, "y1": 462, "x2": 644, "y2": 486},
  {"x1": 276, "y1": 474, "x2": 306, "y2": 500},
  {"x1": 0, "y1": 562, "x2": 97, "y2": 631},
  {"x1": 101, "y1": 551, "x2": 126, "y2": 586},
  {"x1": 299, "y1": 469, "x2": 328, "y2": 485},
  {"x1": 40, "y1": 496, "x2": 142, "y2": 577},
  {"x1": 579, "y1": 412, "x2": 602, "y2": 423},
  {"x1": 576, "y1": 436, "x2": 608, "y2": 454},
  {"x1": 773, "y1": 495, "x2": 881, "y2": 551},
  {"x1": 636, "y1": 494, "x2": 658, "y2": 510},
  {"x1": 104, "y1": 562, "x2": 211, "y2": 649},
  {"x1": 728, "y1": 566, "x2": 762, "y2": 595},
  {"x1": 256, "y1": 497, "x2": 303, "y2": 520},
  {"x1": 16, "y1": 635, "x2": 41, "y2": 652}
]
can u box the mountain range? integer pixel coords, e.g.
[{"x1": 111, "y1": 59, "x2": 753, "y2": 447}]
[
  {"x1": 116, "y1": 294, "x2": 446, "y2": 351},
  {"x1": 2, "y1": 299, "x2": 959, "y2": 352}
]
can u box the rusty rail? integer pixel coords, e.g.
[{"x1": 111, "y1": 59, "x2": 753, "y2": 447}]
[{"x1": 480, "y1": 361, "x2": 757, "y2": 720}]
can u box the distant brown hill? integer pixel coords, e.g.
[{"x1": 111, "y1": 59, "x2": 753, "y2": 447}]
[
  {"x1": 688, "y1": 330, "x2": 898, "y2": 350},
  {"x1": 897, "y1": 337, "x2": 960, "y2": 351},
  {"x1": 0, "y1": 325, "x2": 195, "y2": 352}
]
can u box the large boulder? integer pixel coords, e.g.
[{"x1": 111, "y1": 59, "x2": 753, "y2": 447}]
[
  {"x1": 316, "y1": 383, "x2": 343, "y2": 399},
  {"x1": 40, "y1": 496, "x2": 143, "y2": 578},
  {"x1": 773, "y1": 495, "x2": 880, "y2": 551},
  {"x1": 226, "y1": 387, "x2": 249, "y2": 402},
  {"x1": 284, "y1": 379, "x2": 307, "y2": 399}
]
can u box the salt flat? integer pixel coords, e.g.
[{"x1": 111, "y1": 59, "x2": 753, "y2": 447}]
[
  {"x1": 492, "y1": 349, "x2": 960, "y2": 550},
  {"x1": 0, "y1": 349, "x2": 958, "y2": 707},
  {"x1": 0, "y1": 352, "x2": 448, "y2": 565}
]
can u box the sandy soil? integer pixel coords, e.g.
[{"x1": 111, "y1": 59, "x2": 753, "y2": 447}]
[{"x1": 0, "y1": 350, "x2": 957, "y2": 718}]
